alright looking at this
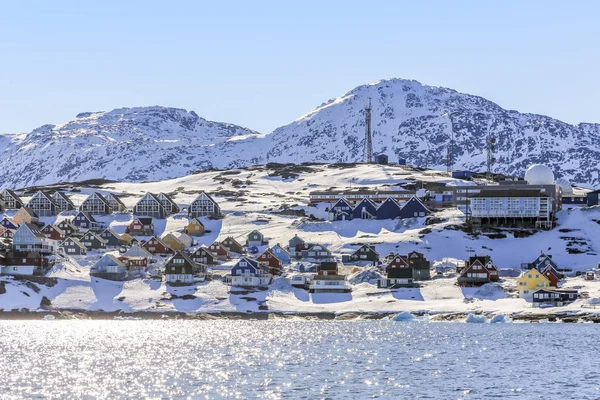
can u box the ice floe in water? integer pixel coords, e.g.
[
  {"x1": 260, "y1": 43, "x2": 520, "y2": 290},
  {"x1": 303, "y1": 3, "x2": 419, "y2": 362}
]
[
  {"x1": 490, "y1": 314, "x2": 511, "y2": 323},
  {"x1": 465, "y1": 313, "x2": 487, "y2": 323},
  {"x1": 392, "y1": 311, "x2": 429, "y2": 322}
]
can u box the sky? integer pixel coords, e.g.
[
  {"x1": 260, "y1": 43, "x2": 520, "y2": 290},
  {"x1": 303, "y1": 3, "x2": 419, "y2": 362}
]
[{"x1": 0, "y1": 1, "x2": 598, "y2": 134}]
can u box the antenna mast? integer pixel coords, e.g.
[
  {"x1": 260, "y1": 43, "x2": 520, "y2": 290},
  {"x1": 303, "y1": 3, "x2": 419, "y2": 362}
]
[
  {"x1": 364, "y1": 98, "x2": 373, "y2": 163},
  {"x1": 486, "y1": 121, "x2": 496, "y2": 180}
]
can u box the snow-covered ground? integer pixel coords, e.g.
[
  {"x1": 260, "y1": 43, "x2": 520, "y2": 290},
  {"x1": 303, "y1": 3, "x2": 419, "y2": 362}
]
[{"x1": 3, "y1": 163, "x2": 600, "y2": 317}]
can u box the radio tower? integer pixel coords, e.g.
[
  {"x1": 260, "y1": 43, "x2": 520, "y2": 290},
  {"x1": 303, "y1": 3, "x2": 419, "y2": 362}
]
[
  {"x1": 486, "y1": 123, "x2": 496, "y2": 180},
  {"x1": 364, "y1": 98, "x2": 373, "y2": 163}
]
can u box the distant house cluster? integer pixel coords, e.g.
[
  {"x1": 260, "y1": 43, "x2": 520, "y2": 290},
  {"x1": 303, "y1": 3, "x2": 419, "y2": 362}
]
[{"x1": 328, "y1": 196, "x2": 430, "y2": 221}]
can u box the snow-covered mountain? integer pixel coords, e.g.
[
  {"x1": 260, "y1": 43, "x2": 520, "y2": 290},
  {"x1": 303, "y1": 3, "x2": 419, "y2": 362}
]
[
  {"x1": 2, "y1": 79, "x2": 599, "y2": 188},
  {"x1": 266, "y1": 79, "x2": 600, "y2": 186}
]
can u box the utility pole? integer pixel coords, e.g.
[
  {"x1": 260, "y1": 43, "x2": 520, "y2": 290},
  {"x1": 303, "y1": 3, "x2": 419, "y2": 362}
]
[
  {"x1": 443, "y1": 112, "x2": 455, "y2": 174},
  {"x1": 486, "y1": 120, "x2": 496, "y2": 181},
  {"x1": 364, "y1": 98, "x2": 373, "y2": 163}
]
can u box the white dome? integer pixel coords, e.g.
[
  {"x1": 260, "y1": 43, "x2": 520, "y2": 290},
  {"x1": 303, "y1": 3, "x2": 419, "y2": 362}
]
[{"x1": 524, "y1": 164, "x2": 555, "y2": 185}]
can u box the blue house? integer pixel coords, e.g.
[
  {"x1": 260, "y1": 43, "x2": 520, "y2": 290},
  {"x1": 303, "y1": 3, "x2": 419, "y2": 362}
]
[
  {"x1": 352, "y1": 198, "x2": 378, "y2": 220},
  {"x1": 288, "y1": 234, "x2": 305, "y2": 257},
  {"x1": 99, "y1": 228, "x2": 123, "y2": 247},
  {"x1": 587, "y1": 190, "x2": 600, "y2": 207},
  {"x1": 0, "y1": 217, "x2": 19, "y2": 230},
  {"x1": 329, "y1": 198, "x2": 353, "y2": 221},
  {"x1": 73, "y1": 211, "x2": 103, "y2": 231},
  {"x1": 271, "y1": 244, "x2": 291, "y2": 264},
  {"x1": 528, "y1": 253, "x2": 561, "y2": 276},
  {"x1": 398, "y1": 197, "x2": 430, "y2": 219},
  {"x1": 230, "y1": 257, "x2": 271, "y2": 287},
  {"x1": 452, "y1": 170, "x2": 472, "y2": 180},
  {"x1": 376, "y1": 198, "x2": 403, "y2": 220}
]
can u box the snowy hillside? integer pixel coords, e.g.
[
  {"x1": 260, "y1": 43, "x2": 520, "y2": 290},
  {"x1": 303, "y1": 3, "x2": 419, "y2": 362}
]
[
  {"x1": 2, "y1": 79, "x2": 600, "y2": 188},
  {"x1": 3, "y1": 164, "x2": 600, "y2": 317}
]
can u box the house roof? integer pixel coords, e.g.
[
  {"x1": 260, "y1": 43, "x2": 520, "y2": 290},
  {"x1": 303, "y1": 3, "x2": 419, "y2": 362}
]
[
  {"x1": 236, "y1": 257, "x2": 259, "y2": 269},
  {"x1": 78, "y1": 211, "x2": 97, "y2": 222},
  {"x1": 53, "y1": 191, "x2": 75, "y2": 206},
  {"x1": 157, "y1": 192, "x2": 179, "y2": 209},
  {"x1": 20, "y1": 207, "x2": 39, "y2": 218},
  {"x1": 22, "y1": 223, "x2": 47, "y2": 239},
  {"x1": 82, "y1": 231, "x2": 105, "y2": 242},
  {"x1": 105, "y1": 192, "x2": 126, "y2": 206},
  {"x1": 135, "y1": 217, "x2": 153, "y2": 225},
  {"x1": 3, "y1": 189, "x2": 23, "y2": 202},
  {"x1": 62, "y1": 236, "x2": 85, "y2": 249},
  {"x1": 42, "y1": 224, "x2": 65, "y2": 235},
  {"x1": 192, "y1": 191, "x2": 218, "y2": 206},
  {"x1": 31, "y1": 190, "x2": 57, "y2": 206},
  {"x1": 89, "y1": 192, "x2": 111, "y2": 206}
]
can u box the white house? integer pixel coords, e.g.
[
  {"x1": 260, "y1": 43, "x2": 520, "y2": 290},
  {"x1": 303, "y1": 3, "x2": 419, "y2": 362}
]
[
  {"x1": 230, "y1": 257, "x2": 271, "y2": 288},
  {"x1": 90, "y1": 254, "x2": 127, "y2": 281},
  {"x1": 12, "y1": 223, "x2": 56, "y2": 254}
]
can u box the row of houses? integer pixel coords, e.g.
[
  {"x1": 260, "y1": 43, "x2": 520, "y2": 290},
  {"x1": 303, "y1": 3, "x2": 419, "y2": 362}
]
[
  {"x1": 329, "y1": 197, "x2": 430, "y2": 221},
  {"x1": 0, "y1": 189, "x2": 221, "y2": 219}
]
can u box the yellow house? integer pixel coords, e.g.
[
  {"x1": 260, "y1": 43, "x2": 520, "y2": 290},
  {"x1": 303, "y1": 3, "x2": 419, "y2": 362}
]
[
  {"x1": 517, "y1": 268, "x2": 552, "y2": 299},
  {"x1": 161, "y1": 232, "x2": 193, "y2": 251},
  {"x1": 119, "y1": 233, "x2": 134, "y2": 245},
  {"x1": 185, "y1": 218, "x2": 205, "y2": 236},
  {"x1": 14, "y1": 207, "x2": 38, "y2": 225}
]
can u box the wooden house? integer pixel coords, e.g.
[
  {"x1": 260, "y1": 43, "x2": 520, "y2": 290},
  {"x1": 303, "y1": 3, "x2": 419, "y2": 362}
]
[
  {"x1": 1, "y1": 251, "x2": 49, "y2": 276},
  {"x1": 14, "y1": 207, "x2": 39, "y2": 225},
  {"x1": 271, "y1": 244, "x2": 291, "y2": 264},
  {"x1": 398, "y1": 197, "x2": 430, "y2": 219},
  {"x1": 142, "y1": 236, "x2": 173, "y2": 255},
  {"x1": 188, "y1": 191, "x2": 221, "y2": 218},
  {"x1": 517, "y1": 268, "x2": 552, "y2": 299},
  {"x1": 542, "y1": 268, "x2": 561, "y2": 287},
  {"x1": 1, "y1": 189, "x2": 23, "y2": 210},
  {"x1": 124, "y1": 243, "x2": 153, "y2": 260},
  {"x1": 99, "y1": 228, "x2": 125, "y2": 247},
  {"x1": 349, "y1": 244, "x2": 379, "y2": 262},
  {"x1": 246, "y1": 230, "x2": 266, "y2": 247},
  {"x1": 119, "y1": 232, "x2": 134, "y2": 245},
  {"x1": 161, "y1": 232, "x2": 191, "y2": 252},
  {"x1": 288, "y1": 234, "x2": 305, "y2": 257},
  {"x1": 301, "y1": 244, "x2": 333, "y2": 261},
  {"x1": 351, "y1": 198, "x2": 378, "y2": 220},
  {"x1": 328, "y1": 198, "x2": 353, "y2": 221},
  {"x1": 0, "y1": 216, "x2": 19, "y2": 230},
  {"x1": 1, "y1": 228, "x2": 15, "y2": 241},
  {"x1": 457, "y1": 259, "x2": 499, "y2": 286},
  {"x1": 376, "y1": 198, "x2": 403, "y2": 220},
  {"x1": 190, "y1": 247, "x2": 218, "y2": 265},
  {"x1": 25, "y1": 190, "x2": 57, "y2": 217},
  {"x1": 104, "y1": 193, "x2": 128, "y2": 212},
  {"x1": 127, "y1": 217, "x2": 154, "y2": 236},
  {"x1": 208, "y1": 242, "x2": 230, "y2": 260},
  {"x1": 91, "y1": 254, "x2": 127, "y2": 281},
  {"x1": 79, "y1": 192, "x2": 112, "y2": 215},
  {"x1": 406, "y1": 251, "x2": 431, "y2": 280},
  {"x1": 309, "y1": 262, "x2": 350, "y2": 293},
  {"x1": 60, "y1": 237, "x2": 87, "y2": 256},
  {"x1": 134, "y1": 193, "x2": 168, "y2": 219},
  {"x1": 118, "y1": 256, "x2": 148, "y2": 272},
  {"x1": 532, "y1": 289, "x2": 579, "y2": 307},
  {"x1": 57, "y1": 219, "x2": 78, "y2": 237},
  {"x1": 184, "y1": 218, "x2": 205, "y2": 236},
  {"x1": 72, "y1": 211, "x2": 103, "y2": 231},
  {"x1": 41, "y1": 224, "x2": 66, "y2": 241},
  {"x1": 230, "y1": 257, "x2": 272, "y2": 288},
  {"x1": 157, "y1": 192, "x2": 180, "y2": 216},
  {"x1": 80, "y1": 231, "x2": 107, "y2": 250},
  {"x1": 52, "y1": 191, "x2": 75, "y2": 213},
  {"x1": 378, "y1": 255, "x2": 414, "y2": 288},
  {"x1": 12, "y1": 223, "x2": 56, "y2": 255},
  {"x1": 256, "y1": 248, "x2": 283, "y2": 271},
  {"x1": 164, "y1": 251, "x2": 196, "y2": 284},
  {"x1": 221, "y1": 236, "x2": 244, "y2": 254}
]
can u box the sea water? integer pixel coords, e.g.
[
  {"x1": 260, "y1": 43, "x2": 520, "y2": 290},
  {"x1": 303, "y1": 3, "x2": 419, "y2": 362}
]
[{"x1": 0, "y1": 320, "x2": 597, "y2": 399}]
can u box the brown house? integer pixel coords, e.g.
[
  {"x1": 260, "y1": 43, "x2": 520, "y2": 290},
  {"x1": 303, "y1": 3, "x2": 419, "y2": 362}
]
[
  {"x1": 142, "y1": 236, "x2": 173, "y2": 255},
  {"x1": 221, "y1": 236, "x2": 244, "y2": 254},
  {"x1": 256, "y1": 248, "x2": 283, "y2": 271},
  {"x1": 41, "y1": 224, "x2": 66, "y2": 241},
  {"x1": 207, "y1": 242, "x2": 230, "y2": 260},
  {"x1": 127, "y1": 217, "x2": 154, "y2": 236}
]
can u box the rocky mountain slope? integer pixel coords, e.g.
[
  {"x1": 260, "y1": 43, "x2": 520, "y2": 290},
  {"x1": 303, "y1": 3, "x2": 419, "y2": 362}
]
[{"x1": 1, "y1": 79, "x2": 599, "y2": 188}]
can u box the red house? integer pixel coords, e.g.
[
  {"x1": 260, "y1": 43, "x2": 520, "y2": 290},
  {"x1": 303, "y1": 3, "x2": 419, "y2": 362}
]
[
  {"x1": 41, "y1": 224, "x2": 66, "y2": 241},
  {"x1": 256, "y1": 248, "x2": 283, "y2": 271},
  {"x1": 542, "y1": 267, "x2": 560, "y2": 287},
  {"x1": 457, "y1": 259, "x2": 499, "y2": 286},
  {"x1": 127, "y1": 217, "x2": 154, "y2": 236},
  {"x1": 385, "y1": 255, "x2": 409, "y2": 270},
  {"x1": 208, "y1": 242, "x2": 230, "y2": 260},
  {"x1": 142, "y1": 236, "x2": 173, "y2": 255},
  {"x1": 118, "y1": 256, "x2": 148, "y2": 271}
]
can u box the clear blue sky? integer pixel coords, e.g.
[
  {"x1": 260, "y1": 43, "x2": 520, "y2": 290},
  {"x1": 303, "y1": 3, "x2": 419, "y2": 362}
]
[{"x1": 1, "y1": 1, "x2": 598, "y2": 134}]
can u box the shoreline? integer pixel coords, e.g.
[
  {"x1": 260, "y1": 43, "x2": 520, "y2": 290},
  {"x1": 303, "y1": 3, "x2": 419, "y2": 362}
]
[{"x1": 1, "y1": 309, "x2": 599, "y2": 323}]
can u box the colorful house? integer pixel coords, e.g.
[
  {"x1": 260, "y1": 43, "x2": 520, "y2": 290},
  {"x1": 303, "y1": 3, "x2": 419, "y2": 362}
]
[
  {"x1": 256, "y1": 248, "x2": 283, "y2": 271},
  {"x1": 246, "y1": 230, "x2": 266, "y2": 248},
  {"x1": 79, "y1": 192, "x2": 112, "y2": 215},
  {"x1": 90, "y1": 254, "x2": 127, "y2": 281},
  {"x1": 57, "y1": 219, "x2": 78, "y2": 237},
  {"x1": 351, "y1": 198, "x2": 378, "y2": 220},
  {"x1": 104, "y1": 193, "x2": 128, "y2": 212},
  {"x1": 517, "y1": 268, "x2": 552, "y2": 299},
  {"x1": 378, "y1": 255, "x2": 414, "y2": 288},
  {"x1": 0, "y1": 216, "x2": 19, "y2": 230},
  {"x1": 25, "y1": 191, "x2": 58, "y2": 217},
  {"x1": 376, "y1": 198, "x2": 403, "y2": 220},
  {"x1": 349, "y1": 244, "x2": 379, "y2": 262},
  {"x1": 127, "y1": 217, "x2": 154, "y2": 236},
  {"x1": 161, "y1": 232, "x2": 191, "y2": 252},
  {"x1": 398, "y1": 197, "x2": 431, "y2": 219},
  {"x1": 80, "y1": 231, "x2": 107, "y2": 250},
  {"x1": 230, "y1": 257, "x2": 271, "y2": 288},
  {"x1": 142, "y1": 236, "x2": 173, "y2": 255},
  {"x1": 207, "y1": 242, "x2": 230, "y2": 260},
  {"x1": 164, "y1": 251, "x2": 197, "y2": 284},
  {"x1": 271, "y1": 244, "x2": 291, "y2": 264},
  {"x1": 328, "y1": 198, "x2": 353, "y2": 221},
  {"x1": 288, "y1": 234, "x2": 305, "y2": 257},
  {"x1": 12, "y1": 223, "x2": 56, "y2": 255},
  {"x1": 221, "y1": 236, "x2": 244, "y2": 254},
  {"x1": 190, "y1": 247, "x2": 218, "y2": 265},
  {"x1": 72, "y1": 211, "x2": 103, "y2": 231},
  {"x1": 60, "y1": 237, "x2": 87, "y2": 256},
  {"x1": 14, "y1": 207, "x2": 39, "y2": 225},
  {"x1": 1, "y1": 189, "x2": 23, "y2": 210},
  {"x1": 99, "y1": 228, "x2": 125, "y2": 247},
  {"x1": 134, "y1": 193, "x2": 168, "y2": 219},
  {"x1": 52, "y1": 191, "x2": 76, "y2": 213},
  {"x1": 41, "y1": 224, "x2": 66, "y2": 241},
  {"x1": 184, "y1": 218, "x2": 205, "y2": 236}
]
